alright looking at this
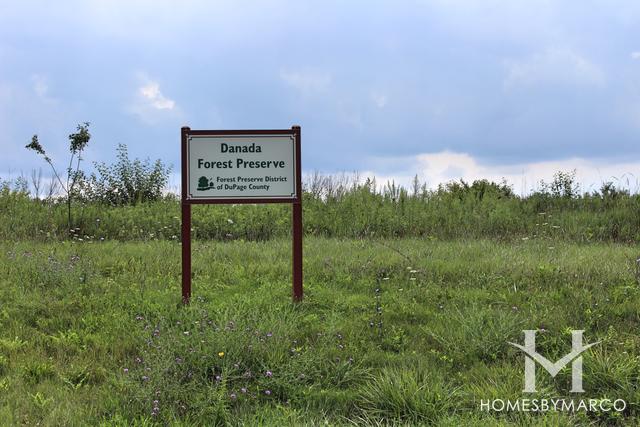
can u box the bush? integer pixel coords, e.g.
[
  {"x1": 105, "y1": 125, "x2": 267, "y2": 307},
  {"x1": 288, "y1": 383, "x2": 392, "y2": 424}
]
[{"x1": 86, "y1": 144, "x2": 171, "y2": 205}]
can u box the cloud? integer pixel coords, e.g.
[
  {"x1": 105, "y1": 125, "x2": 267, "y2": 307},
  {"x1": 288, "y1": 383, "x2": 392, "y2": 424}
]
[
  {"x1": 362, "y1": 151, "x2": 640, "y2": 195},
  {"x1": 127, "y1": 75, "x2": 180, "y2": 124},
  {"x1": 280, "y1": 68, "x2": 369, "y2": 129},
  {"x1": 3, "y1": 1, "x2": 640, "y2": 176},
  {"x1": 30, "y1": 74, "x2": 59, "y2": 107},
  {"x1": 280, "y1": 69, "x2": 332, "y2": 94},
  {"x1": 503, "y1": 47, "x2": 605, "y2": 89},
  {"x1": 31, "y1": 74, "x2": 49, "y2": 98},
  {"x1": 139, "y1": 82, "x2": 175, "y2": 110},
  {"x1": 371, "y1": 92, "x2": 387, "y2": 108}
]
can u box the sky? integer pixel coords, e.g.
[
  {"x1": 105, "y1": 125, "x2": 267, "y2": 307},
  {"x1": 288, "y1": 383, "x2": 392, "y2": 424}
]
[{"x1": 1, "y1": 0, "x2": 640, "y2": 194}]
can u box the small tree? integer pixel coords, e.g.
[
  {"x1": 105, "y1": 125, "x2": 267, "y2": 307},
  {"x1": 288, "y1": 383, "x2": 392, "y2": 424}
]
[
  {"x1": 88, "y1": 144, "x2": 171, "y2": 205},
  {"x1": 26, "y1": 122, "x2": 91, "y2": 233},
  {"x1": 542, "y1": 170, "x2": 579, "y2": 198}
]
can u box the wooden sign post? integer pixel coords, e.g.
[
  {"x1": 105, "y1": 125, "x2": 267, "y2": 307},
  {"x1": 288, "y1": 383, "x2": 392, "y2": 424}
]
[{"x1": 181, "y1": 126, "x2": 303, "y2": 303}]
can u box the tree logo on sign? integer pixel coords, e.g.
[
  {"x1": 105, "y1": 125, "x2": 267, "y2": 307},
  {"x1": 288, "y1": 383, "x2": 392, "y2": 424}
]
[{"x1": 197, "y1": 176, "x2": 213, "y2": 191}]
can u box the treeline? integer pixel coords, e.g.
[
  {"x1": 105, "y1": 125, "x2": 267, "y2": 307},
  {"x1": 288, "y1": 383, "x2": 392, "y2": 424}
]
[{"x1": 1, "y1": 170, "x2": 639, "y2": 242}]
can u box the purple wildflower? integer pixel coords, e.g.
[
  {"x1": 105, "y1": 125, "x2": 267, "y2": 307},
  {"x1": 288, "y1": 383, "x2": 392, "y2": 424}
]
[
  {"x1": 265, "y1": 370, "x2": 273, "y2": 378},
  {"x1": 264, "y1": 390, "x2": 271, "y2": 396}
]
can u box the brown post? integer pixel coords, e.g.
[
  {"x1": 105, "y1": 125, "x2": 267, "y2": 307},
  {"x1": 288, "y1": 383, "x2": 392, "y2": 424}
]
[
  {"x1": 292, "y1": 126, "x2": 303, "y2": 302},
  {"x1": 181, "y1": 126, "x2": 192, "y2": 304}
]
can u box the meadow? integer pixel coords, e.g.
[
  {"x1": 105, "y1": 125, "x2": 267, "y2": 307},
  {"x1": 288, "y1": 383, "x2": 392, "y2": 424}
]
[
  {"x1": 0, "y1": 237, "x2": 638, "y2": 425},
  {"x1": 2, "y1": 174, "x2": 640, "y2": 243},
  {"x1": 1, "y1": 170, "x2": 640, "y2": 425}
]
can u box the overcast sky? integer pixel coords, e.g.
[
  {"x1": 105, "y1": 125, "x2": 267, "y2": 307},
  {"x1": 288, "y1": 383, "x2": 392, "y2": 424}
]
[{"x1": 2, "y1": 1, "x2": 640, "y2": 193}]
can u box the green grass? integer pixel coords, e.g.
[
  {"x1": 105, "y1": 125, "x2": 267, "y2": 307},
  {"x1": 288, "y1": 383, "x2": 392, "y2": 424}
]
[
  {"x1": 0, "y1": 238, "x2": 639, "y2": 425},
  {"x1": 3, "y1": 186, "x2": 640, "y2": 243}
]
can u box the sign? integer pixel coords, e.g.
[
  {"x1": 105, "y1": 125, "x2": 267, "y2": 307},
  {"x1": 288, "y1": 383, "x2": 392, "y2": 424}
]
[
  {"x1": 181, "y1": 127, "x2": 303, "y2": 303},
  {"x1": 186, "y1": 134, "x2": 297, "y2": 201}
]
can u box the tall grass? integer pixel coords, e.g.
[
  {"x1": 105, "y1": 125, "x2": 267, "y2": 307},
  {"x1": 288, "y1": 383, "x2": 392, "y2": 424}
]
[
  {"x1": 2, "y1": 173, "x2": 639, "y2": 242},
  {"x1": 1, "y1": 238, "x2": 638, "y2": 424}
]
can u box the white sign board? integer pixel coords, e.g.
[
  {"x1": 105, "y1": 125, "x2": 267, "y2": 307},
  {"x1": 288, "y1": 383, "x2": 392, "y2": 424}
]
[{"x1": 186, "y1": 134, "x2": 297, "y2": 200}]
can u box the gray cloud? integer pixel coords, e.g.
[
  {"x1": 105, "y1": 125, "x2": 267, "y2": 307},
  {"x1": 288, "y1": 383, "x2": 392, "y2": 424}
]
[{"x1": 1, "y1": 0, "x2": 639, "y2": 178}]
